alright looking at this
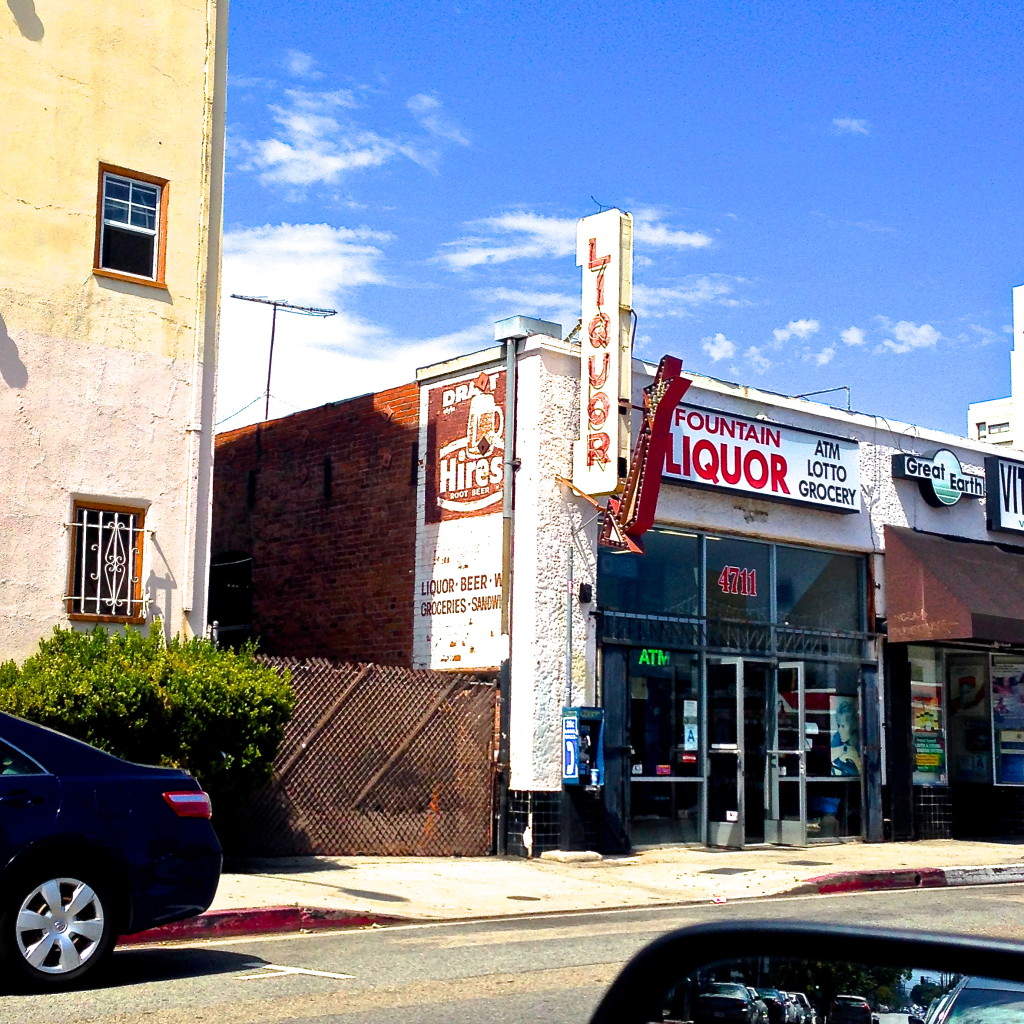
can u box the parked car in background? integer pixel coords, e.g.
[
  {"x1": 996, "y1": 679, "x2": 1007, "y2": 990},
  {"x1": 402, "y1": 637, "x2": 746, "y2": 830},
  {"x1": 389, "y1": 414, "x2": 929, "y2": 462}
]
[
  {"x1": 790, "y1": 991, "x2": 816, "y2": 1024},
  {"x1": 757, "y1": 986, "x2": 789, "y2": 1024},
  {"x1": 922, "y1": 976, "x2": 1024, "y2": 1024},
  {"x1": 782, "y1": 992, "x2": 803, "y2": 1023},
  {"x1": 695, "y1": 982, "x2": 764, "y2": 1024},
  {"x1": 0, "y1": 712, "x2": 221, "y2": 991},
  {"x1": 748, "y1": 986, "x2": 771, "y2": 1024},
  {"x1": 830, "y1": 995, "x2": 874, "y2": 1024}
]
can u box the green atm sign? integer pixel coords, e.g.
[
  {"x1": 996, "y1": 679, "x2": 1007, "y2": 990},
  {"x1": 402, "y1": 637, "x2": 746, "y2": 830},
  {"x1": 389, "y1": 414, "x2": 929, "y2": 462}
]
[{"x1": 638, "y1": 648, "x2": 670, "y2": 666}]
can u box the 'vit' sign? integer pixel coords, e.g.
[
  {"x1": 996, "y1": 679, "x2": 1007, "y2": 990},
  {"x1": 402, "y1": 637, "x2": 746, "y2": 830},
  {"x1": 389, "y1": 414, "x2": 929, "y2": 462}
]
[
  {"x1": 986, "y1": 455, "x2": 1024, "y2": 533},
  {"x1": 664, "y1": 406, "x2": 861, "y2": 513},
  {"x1": 892, "y1": 449, "x2": 985, "y2": 508}
]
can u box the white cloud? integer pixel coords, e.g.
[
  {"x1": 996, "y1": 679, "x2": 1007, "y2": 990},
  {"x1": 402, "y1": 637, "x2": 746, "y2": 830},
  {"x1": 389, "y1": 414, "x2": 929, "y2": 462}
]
[
  {"x1": 774, "y1": 318, "x2": 821, "y2": 343},
  {"x1": 634, "y1": 276, "x2": 747, "y2": 318},
  {"x1": 439, "y1": 212, "x2": 578, "y2": 270},
  {"x1": 745, "y1": 345, "x2": 771, "y2": 373},
  {"x1": 634, "y1": 222, "x2": 713, "y2": 249},
  {"x1": 438, "y1": 208, "x2": 712, "y2": 271},
  {"x1": 246, "y1": 88, "x2": 466, "y2": 191},
  {"x1": 832, "y1": 117, "x2": 871, "y2": 135},
  {"x1": 476, "y1": 286, "x2": 575, "y2": 309},
  {"x1": 840, "y1": 326, "x2": 866, "y2": 346},
  {"x1": 958, "y1": 323, "x2": 1001, "y2": 345},
  {"x1": 282, "y1": 50, "x2": 324, "y2": 80},
  {"x1": 223, "y1": 222, "x2": 392, "y2": 303},
  {"x1": 407, "y1": 94, "x2": 469, "y2": 146},
  {"x1": 216, "y1": 222, "x2": 500, "y2": 432},
  {"x1": 879, "y1": 320, "x2": 941, "y2": 354},
  {"x1": 812, "y1": 346, "x2": 836, "y2": 366},
  {"x1": 701, "y1": 332, "x2": 736, "y2": 362}
]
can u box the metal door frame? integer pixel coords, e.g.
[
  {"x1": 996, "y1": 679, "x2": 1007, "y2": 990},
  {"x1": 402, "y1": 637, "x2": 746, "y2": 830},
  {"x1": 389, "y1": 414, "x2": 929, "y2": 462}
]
[
  {"x1": 705, "y1": 656, "x2": 773, "y2": 846},
  {"x1": 706, "y1": 657, "x2": 743, "y2": 847},
  {"x1": 766, "y1": 661, "x2": 808, "y2": 846}
]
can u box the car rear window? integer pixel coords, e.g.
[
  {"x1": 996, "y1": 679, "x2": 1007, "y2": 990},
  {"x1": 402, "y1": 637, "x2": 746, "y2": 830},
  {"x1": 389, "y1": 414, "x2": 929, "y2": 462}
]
[
  {"x1": 940, "y1": 987, "x2": 1024, "y2": 1024},
  {"x1": 708, "y1": 984, "x2": 750, "y2": 998}
]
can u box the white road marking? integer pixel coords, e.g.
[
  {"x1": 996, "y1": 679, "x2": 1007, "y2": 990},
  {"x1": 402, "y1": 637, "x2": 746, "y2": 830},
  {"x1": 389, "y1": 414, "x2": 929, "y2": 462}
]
[{"x1": 234, "y1": 963, "x2": 356, "y2": 980}]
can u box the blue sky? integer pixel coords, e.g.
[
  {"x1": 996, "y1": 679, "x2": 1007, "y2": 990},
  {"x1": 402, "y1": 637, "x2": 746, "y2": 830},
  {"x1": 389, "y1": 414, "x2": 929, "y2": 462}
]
[{"x1": 217, "y1": 0, "x2": 1022, "y2": 436}]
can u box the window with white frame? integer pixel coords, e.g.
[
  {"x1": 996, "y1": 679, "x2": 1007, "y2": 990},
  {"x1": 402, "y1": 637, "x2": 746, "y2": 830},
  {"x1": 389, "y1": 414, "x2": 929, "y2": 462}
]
[
  {"x1": 94, "y1": 165, "x2": 168, "y2": 284},
  {"x1": 66, "y1": 502, "x2": 147, "y2": 622}
]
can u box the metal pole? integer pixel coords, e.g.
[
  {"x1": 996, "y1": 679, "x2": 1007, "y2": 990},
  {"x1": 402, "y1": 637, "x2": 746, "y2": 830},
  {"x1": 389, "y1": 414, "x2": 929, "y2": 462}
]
[
  {"x1": 566, "y1": 541, "x2": 574, "y2": 706},
  {"x1": 496, "y1": 335, "x2": 518, "y2": 856},
  {"x1": 264, "y1": 303, "x2": 278, "y2": 421}
]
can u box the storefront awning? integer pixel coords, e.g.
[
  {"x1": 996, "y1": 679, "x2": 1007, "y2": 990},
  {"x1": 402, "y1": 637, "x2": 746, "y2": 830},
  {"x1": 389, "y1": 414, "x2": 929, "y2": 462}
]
[{"x1": 885, "y1": 525, "x2": 1024, "y2": 644}]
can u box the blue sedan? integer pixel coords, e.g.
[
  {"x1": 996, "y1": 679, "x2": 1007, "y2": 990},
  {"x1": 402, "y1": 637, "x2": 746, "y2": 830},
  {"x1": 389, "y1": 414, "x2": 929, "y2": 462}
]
[{"x1": 0, "y1": 711, "x2": 221, "y2": 990}]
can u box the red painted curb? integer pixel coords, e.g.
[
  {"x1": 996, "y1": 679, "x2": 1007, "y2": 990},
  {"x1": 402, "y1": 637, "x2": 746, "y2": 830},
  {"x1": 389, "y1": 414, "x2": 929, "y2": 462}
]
[
  {"x1": 119, "y1": 905, "x2": 406, "y2": 945},
  {"x1": 809, "y1": 866, "x2": 947, "y2": 894}
]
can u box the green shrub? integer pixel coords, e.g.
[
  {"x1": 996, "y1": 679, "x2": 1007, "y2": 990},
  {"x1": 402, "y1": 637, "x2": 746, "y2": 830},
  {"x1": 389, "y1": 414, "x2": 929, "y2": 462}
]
[{"x1": 0, "y1": 626, "x2": 293, "y2": 803}]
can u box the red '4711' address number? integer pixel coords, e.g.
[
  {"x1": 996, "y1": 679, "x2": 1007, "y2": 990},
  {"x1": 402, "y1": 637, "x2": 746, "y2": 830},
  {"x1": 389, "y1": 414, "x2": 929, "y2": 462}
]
[{"x1": 717, "y1": 566, "x2": 757, "y2": 597}]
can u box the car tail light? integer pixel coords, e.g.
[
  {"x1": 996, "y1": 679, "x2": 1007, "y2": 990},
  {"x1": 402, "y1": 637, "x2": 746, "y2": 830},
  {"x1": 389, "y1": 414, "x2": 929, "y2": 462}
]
[{"x1": 163, "y1": 790, "x2": 213, "y2": 818}]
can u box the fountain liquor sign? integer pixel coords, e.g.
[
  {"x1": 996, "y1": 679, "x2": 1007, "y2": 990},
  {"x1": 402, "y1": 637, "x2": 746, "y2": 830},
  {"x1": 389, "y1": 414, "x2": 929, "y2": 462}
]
[{"x1": 664, "y1": 405, "x2": 861, "y2": 513}]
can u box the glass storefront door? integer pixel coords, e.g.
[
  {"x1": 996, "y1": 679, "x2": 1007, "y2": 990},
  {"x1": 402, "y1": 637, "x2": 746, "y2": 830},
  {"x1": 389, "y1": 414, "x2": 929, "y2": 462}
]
[
  {"x1": 707, "y1": 658, "x2": 771, "y2": 846},
  {"x1": 619, "y1": 648, "x2": 866, "y2": 848},
  {"x1": 627, "y1": 648, "x2": 703, "y2": 846}
]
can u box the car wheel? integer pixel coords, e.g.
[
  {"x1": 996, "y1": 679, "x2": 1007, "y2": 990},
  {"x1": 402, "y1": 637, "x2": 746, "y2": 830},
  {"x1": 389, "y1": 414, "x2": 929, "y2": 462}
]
[{"x1": 0, "y1": 873, "x2": 117, "y2": 991}]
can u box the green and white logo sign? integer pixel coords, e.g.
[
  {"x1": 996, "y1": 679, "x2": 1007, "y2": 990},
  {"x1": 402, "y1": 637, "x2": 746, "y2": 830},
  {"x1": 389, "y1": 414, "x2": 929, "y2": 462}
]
[{"x1": 892, "y1": 449, "x2": 986, "y2": 507}]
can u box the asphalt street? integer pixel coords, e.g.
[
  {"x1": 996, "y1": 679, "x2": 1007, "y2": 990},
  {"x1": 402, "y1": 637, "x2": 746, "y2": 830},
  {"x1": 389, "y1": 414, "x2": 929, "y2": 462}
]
[{"x1": 9, "y1": 883, "x2": 1024, "y2": 1024}]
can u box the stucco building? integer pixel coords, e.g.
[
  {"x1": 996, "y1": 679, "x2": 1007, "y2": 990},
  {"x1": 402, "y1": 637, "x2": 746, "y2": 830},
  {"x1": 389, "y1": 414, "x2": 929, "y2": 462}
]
[
  {"x1": 1, "y1": 3, "x2": 227, "y2": 658},
  {"x1": 212, "y1": 214, "x2": 1024, "y2": 853}
]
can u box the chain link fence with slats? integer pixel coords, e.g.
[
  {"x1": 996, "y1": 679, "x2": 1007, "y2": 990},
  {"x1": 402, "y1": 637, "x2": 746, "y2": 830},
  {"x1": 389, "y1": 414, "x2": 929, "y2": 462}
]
[{"x1": 220, "y1": 658, "x2": 499, "y2": 857}]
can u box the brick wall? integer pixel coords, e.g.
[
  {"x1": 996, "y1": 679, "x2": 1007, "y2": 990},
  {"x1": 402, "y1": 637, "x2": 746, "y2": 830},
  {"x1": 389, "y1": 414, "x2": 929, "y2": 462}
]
[{"x1": 211, "y1": 384, "x2": 420, "y2": 665}]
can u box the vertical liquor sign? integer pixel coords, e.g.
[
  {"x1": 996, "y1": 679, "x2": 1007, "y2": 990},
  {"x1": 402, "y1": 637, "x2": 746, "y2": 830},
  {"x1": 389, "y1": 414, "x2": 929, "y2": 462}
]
[
  {"x1": 414, "y1": 366, "x2": 506, "y2": 670},
  {"x1": 572, "y1": 209, "x2": 633, "y2": 497}
]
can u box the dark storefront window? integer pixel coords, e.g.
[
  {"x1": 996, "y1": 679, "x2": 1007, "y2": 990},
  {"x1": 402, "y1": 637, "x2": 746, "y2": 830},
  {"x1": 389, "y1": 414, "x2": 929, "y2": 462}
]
[
  {"x1": 802, "y1": 661, "x2": 862, "y2": 840},
  {"x1": 776, "y1": 546, "x2": 865, "y2": 632},
  {"x1": 598, "y1": 529, "x2": 700, "y2": 616},
  {"x1": 599, "y1": 530, "x2": 866, "y2": 634},
  {"x1": 705, "y1": 536, "x2": 770, "y2": 622},
  {"x1": 627, "y1": 648, "x2": 702, "y2": 845}
]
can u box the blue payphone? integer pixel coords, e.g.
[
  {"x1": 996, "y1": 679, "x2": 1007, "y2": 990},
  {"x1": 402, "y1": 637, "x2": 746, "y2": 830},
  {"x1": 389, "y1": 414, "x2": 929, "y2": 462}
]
[{"x1": 562, "y1": 706, "x2": 605, "y2": 788}]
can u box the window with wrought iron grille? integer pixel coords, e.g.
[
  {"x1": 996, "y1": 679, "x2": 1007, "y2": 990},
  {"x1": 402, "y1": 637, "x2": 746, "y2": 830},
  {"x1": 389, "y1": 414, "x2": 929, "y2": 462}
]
[
  {"x1": 66, "y1": 503, "x2": 147, "y2": 622},
  {"x1": 94, "y1": 164, "x2": 168, "y2": 286}
]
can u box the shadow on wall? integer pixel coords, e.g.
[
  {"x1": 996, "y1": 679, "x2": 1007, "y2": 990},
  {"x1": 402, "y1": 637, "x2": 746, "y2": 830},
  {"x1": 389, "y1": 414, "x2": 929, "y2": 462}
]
[
  {"x1": 0, "y1": 313, "x2": 28, "y2": 388},
  {"x1": 7, "y1": 0, "x2": 43, "y2": 40}
]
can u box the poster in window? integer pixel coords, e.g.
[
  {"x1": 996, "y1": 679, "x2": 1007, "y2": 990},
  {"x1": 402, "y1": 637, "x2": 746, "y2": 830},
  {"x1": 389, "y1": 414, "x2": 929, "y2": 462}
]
[
  {"x1": 830, "y1": 695, "x2": 861, "y2": 777},
  {"x1": 992, "y1": 664, "x2": 1024, "y2": 785},
  {"x1": 911, "y1": 680, "x2": 946, "y2": 785}
]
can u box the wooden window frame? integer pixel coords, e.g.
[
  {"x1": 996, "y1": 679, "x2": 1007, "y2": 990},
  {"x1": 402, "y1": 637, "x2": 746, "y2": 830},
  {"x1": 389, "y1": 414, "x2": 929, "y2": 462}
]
[
  {"x1": 66, "y1": 500, "x2": 147, "y2": 625},
  {"x1": 93, "y1": 163, "x2": 169, "y2": 289}
]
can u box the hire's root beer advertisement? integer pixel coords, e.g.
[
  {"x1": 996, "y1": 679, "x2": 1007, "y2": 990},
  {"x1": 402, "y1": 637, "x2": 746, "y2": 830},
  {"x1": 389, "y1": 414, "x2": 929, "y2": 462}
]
[{"x1": 414, "y1": 367, "x2": 506, "y2": 670}]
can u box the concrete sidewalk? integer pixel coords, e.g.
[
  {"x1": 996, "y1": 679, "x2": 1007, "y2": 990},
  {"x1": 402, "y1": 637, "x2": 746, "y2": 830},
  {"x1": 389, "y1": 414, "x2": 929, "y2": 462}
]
[{"x1": 121, "y1": 838, "x2": 1024, "y2": 945}]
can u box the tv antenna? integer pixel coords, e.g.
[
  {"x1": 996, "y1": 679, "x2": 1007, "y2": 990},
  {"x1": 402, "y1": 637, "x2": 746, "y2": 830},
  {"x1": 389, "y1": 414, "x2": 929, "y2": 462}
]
[{"x1": 231, "y1": 294, "x2": 337, "y2": 420}]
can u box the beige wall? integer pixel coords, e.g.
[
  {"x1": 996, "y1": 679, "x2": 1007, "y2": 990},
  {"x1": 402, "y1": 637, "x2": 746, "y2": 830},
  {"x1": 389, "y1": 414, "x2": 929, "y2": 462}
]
[{"x1": 0, "y1": 1, "x2": 227, "y2": 659}]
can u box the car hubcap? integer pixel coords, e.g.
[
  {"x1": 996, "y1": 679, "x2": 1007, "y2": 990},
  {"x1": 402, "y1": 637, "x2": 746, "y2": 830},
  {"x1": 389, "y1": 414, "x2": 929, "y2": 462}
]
[{"x1": 15, "y1": 878, "x2": 105, "y2": 974}]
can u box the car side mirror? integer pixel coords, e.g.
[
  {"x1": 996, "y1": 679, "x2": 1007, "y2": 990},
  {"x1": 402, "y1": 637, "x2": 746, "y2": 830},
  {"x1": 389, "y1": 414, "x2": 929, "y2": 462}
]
[{"x1": 589, "y1": 922, "x2": 1024, "y2": 1024}]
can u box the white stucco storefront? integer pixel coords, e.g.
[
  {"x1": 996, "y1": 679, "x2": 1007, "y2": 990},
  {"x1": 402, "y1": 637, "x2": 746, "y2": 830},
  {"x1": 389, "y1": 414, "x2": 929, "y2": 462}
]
[{"x1": 479, "y1": 327, "x2": 1024, "y2": 855}]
